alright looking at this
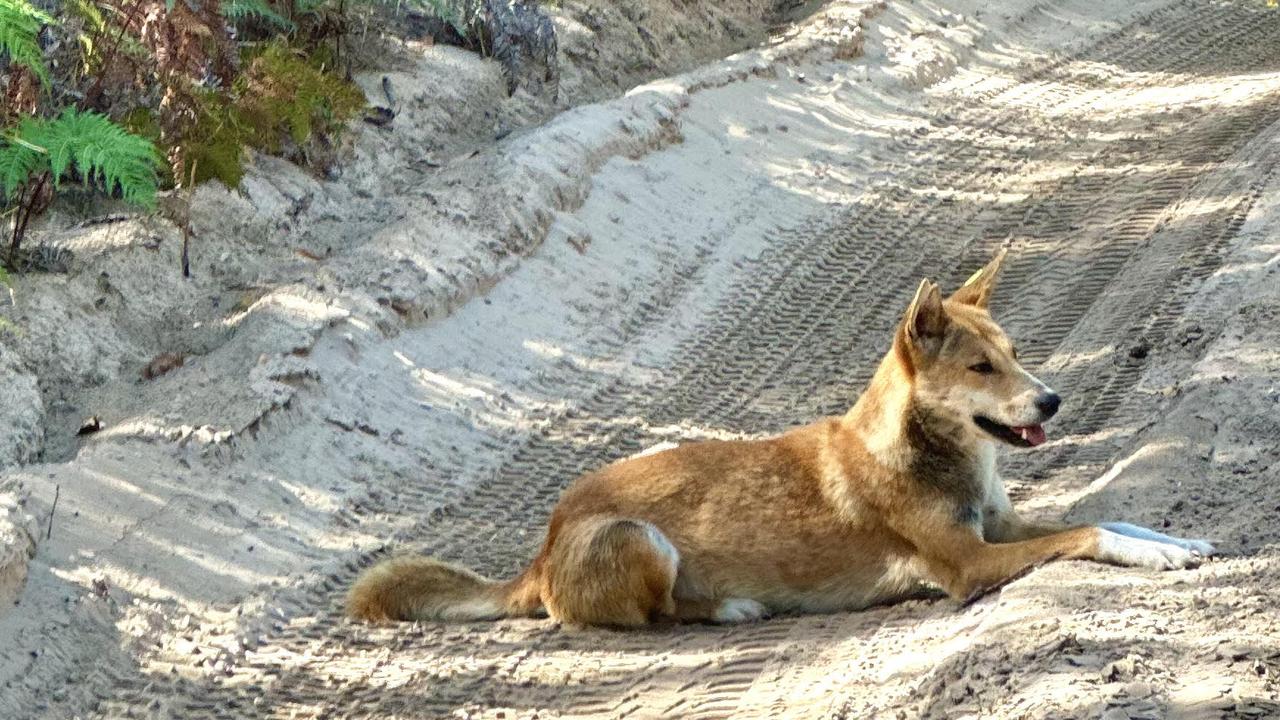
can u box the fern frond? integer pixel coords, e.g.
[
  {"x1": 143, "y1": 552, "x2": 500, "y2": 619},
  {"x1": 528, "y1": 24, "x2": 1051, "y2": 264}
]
[
  {"x1": 222, "y1": 0, "x2": 296, "y2": 33},
  {"x1": 6, "y1": 109, "x2": 162, "y2": 208},
  {"x1": 0, "y1": 0, "x2": 55, "y2": 87},
  {"x1": 65, "y1": 0, "x2": 107, "y2": 73},
  {"x1": 0, "y1": 128, "x2": 43, "y2": 201},
  {"x1": 65, "y1": 0, "x2": 106, "y2": 34}
]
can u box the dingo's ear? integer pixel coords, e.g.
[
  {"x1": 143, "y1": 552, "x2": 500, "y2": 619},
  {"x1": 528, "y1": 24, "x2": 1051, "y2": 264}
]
[
  {"x1": 903, "y1": 278, "x2": 947, "y2": 351},
  {"x1": 950, "y1": 248, "x2": 1007, "y2": 308}
]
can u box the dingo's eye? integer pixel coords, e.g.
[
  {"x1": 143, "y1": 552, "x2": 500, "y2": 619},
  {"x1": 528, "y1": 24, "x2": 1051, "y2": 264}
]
[{"x1": 969, "y1": 361, "x2": 995, "y2": 374}]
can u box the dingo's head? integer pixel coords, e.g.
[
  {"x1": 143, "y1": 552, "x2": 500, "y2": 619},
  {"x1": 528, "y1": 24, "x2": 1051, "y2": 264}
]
[{"x1": 894, "y1": 250, "x2": 1059, "y2": 448}]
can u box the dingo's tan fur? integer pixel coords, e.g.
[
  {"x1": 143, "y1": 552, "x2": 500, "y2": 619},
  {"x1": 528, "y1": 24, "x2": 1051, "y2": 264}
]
[{"x1": 348, "y1": 252, "x2": 1214, "y2": 627}]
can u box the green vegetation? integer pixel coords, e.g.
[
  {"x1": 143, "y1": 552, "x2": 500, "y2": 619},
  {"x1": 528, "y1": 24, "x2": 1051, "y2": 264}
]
[
  {"x1": 0, "y1": 0, "x2": 396, "y2": 269},
  {"x1": 0, "y1": 0, "x2": 51, "y2": 86},
  {"x1": 221, "y1": 0, "x2": 297, "y2": 34},
  {"x1": 1, "y1": 108, "x2": 161, "y2": 208},
  {"x1": 0, "y1": 0, "x2": 523, "y2": 273},
  {"x1": 158, "y1": 42, "x2": 368, "y2": 188},
  {"x1": 236, "y1": 42, "x2": 367, "y2": 155}
]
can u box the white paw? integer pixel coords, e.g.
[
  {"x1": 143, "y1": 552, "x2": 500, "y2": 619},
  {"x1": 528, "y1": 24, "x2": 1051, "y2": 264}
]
[
  {"x1": 714, "y1": 598, "x2": 769, "y2": 623},
  {"x1": 1098, "y1": 522, "x2": 1216, "y2": 558},
  {"x1": 1176, "y1": 538, "x2": 1216, "y2": 557},
  {"x1": 1098, "y1": 530, "x2": 1201, "y2": 570}
]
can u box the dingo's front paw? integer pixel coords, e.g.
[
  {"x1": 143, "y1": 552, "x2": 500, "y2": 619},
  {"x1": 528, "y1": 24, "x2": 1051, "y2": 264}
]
[
  {"x1": 1172, "y1": 538, "x2": 1213, "y2": 556},
  {"x1": 1097, "y1": 529, "x2": 1202, "y2": 570},
  {"x1": 714, "y1": 598, "x2": 769, "y2": 623},
  {"x1": 1178, "y1": 538, "x2": 1216, "y2": 557},
  {"x1": 1099, "y1": 522, "x2": 1215, "y2": 558}
]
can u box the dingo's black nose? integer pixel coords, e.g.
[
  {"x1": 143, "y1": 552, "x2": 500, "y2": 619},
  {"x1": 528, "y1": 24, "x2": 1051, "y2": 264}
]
[{"x1": 1035, "y1": 392, "x2": 1061, "y2": 419}]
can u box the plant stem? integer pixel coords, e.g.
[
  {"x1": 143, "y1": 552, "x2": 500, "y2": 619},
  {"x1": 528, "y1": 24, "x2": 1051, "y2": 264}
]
[
  {"x1": 8, "y1": 171, "x2": 50, "y2": 269},
  {"x1": 46, "y1": 484, "x2": 60, "y2": 540}
]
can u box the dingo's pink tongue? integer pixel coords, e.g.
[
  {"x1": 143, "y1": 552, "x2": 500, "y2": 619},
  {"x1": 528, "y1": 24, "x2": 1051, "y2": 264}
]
[{"x1": 1015, "y1": 424, "x2": 1047, "y2": 446}]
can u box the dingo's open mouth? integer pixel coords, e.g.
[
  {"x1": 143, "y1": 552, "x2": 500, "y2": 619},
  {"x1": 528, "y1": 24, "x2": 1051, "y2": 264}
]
[{"x1": 974, "y1": 416, "x2": 1046, "y2": 447}]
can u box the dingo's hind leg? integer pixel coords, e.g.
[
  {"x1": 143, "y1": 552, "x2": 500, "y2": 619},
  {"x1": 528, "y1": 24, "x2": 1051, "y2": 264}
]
[{"x1": 541, "y1": 517, "x2": 678, "y2": 627}]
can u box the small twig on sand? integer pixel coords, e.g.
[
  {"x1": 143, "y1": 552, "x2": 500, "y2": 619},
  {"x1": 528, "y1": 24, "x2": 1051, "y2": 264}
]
[
  {"x1": 180, "y1": 164, "x2": 196, "y2": 279},
  {"x1": 46, "y1": 484, "x2": 60, "y2": 540},
  {"x1": 180, "y1": 222, "x2": 191, "y2": 278}
]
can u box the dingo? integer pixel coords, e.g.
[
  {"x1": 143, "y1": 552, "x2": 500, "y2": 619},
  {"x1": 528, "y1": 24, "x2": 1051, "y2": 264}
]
[{"x1": 348, "y1": 251, "x2": 1213, "y2": 626}]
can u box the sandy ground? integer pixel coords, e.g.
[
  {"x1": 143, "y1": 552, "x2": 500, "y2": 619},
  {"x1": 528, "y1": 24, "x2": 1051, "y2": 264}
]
[{"x1": 2, "y1": 0, "x2": 1280, "y2": 717}]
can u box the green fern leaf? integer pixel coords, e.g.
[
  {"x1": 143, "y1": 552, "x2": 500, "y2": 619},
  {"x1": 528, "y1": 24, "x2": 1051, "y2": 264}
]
[
  {"x1": 0, "y1": 129, "x2": 43, "y2": 201},
  {"x1": 0, "y1": 0, "x2": 55, "y2": 87},
  {"x1": 65, "y1": 0, "x2": 106, "y2": 34},
  {"x1": 222, "y1": 0, "x2": 297, "y2": 33},
  {"x1": 7, "y1": 109, "x2": 162, "y2": 208}
]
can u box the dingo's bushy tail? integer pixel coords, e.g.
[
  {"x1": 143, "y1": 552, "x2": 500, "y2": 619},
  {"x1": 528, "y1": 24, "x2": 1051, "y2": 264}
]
[{"x1": 346, "y1": 556, "x2": 540, "y2": 622}]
